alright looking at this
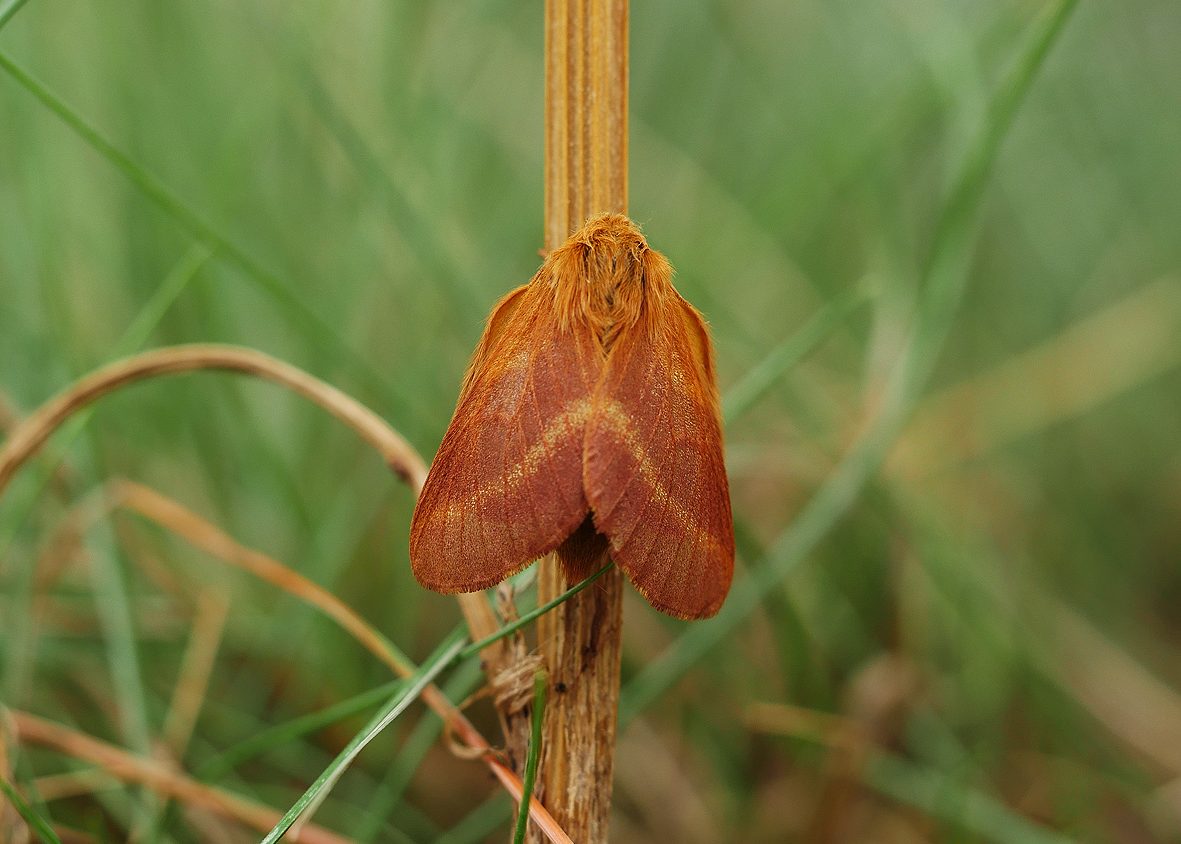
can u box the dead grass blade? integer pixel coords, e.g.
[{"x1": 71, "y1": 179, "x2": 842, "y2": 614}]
[
  {"x1": 0, "y1": 392, "x2": 19, "y2": 435},
  {"x1": 1, "y1": 710, "x2": 29, "y2": 844},
  {"x1": 110, "y1": 479, "x2": 414, "y2": 677},
  {"x1": 891, "y1": 276, "x2": 1181, "y2": 476},
  {"x1": 1039, "y1": 600, "x2": 1181, "y2": 775},
  {"x1": 0, "y1": 344, "x2": 427, "y2": 495},
  {"x1": 9, "y1": 710, "x2": 349, "y2": 844},
  {"x1": 162, "y1": 589, "x2": 231, "y2": 756}
]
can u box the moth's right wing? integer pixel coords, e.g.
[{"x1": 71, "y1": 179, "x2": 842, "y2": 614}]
[
  {"x1": 584, "y1": 294, "x2": 734, "y2": 619},
  {"x1": 410, "y1": 281, "x2": 599, "y2": 592}
]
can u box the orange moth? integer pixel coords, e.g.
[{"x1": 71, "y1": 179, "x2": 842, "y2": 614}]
[{"x1": 409, "y1": 214, "x2": 733, "y2": 619}]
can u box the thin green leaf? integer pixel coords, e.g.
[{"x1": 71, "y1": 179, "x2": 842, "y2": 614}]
[
  {"x1": 460, "y1": 562, "x2": 614, "y2": 659},
  {"x1": 437, "y1": 794, "x2": 512, "y2": 844},
  {"x1": 197, "y1": 678, "x2": 406, "y2": 782},
  {"x1": 511, "y1": 671, "x2": 548, "y2": 844},
  {"x1": 722, "y1": 286, "x2": 873, "y2": 425},
  {"x1": 353, "y1": 658, "x2": 484, "y2": 842},
  {"x1": 0, "y1": 0, "x2": 30, "y2": 30},
  {"x1": 0, "y1": 778, "x2": 62, "y2": 844},
  {"x1": 1, "y1": 246, "x2": 209, "y2": 701},
  {"x1": 118, "y1": 245, "x2": 213, "y2": 354},
  {"x1": 0, "y1": 50, "x2": 410, "y2": 414},
  {"x1": 866, "y1": 753, "x2": 1077, "y2": 844},
  {"x1": 620, "y1": 0, "x2": 1081, "y2": 723},
  {"x1": 261, "y1": 627, "x2": 467, "y2": 844}
]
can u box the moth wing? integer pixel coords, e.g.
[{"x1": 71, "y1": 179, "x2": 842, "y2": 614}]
[
  {"x1": 585, "y1": 297, "x2": 734, "y2": 619},
  {"x1": 410, "y1": 282, "x2": 598, "y2": 592}
]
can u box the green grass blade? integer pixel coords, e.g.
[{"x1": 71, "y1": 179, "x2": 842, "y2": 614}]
[
  {"x1": 866, "y1": 754, "x2": 1078, "y2": 844},
  {"x1": 511, "y1": 671, "x2": 548, "y2": 844},
  {"x1": 37, "y1": 273, "x2": 159, "y2": 826},
  {"x1": 0, "y1": 778, "x2": 62, "y2": 844},
  {"x1": 1, "y1": 244, "x2": 210, "y2": 831},
  {"x1": 353, "y1": 658, "x2": 484, "y2": 842},
  {"x1": 0, "y1": 0, "x2": 29, "y2": 30},
  {"x1": 0, "y1": 245, "x2": 208, "y2": 552},
  {"x1": 722, "y1": 286, "x2": 873, "y2": 425},
  {"x1": 437, "y1": 795, "x2": 512, "y2": 844},
  {"x1": 460, "y1": 562, "x2": 613, "y2": 659},
  {"x1": 261, "y1": 627, "x2": 467, "y2": 844},
  {"x1": 196, "y1": 678, "x2": 406, "y2": 782},
  {"x1": 0, "y1": 50, "x2": 410, "y2": 413},
  {"x1": 1, "y1": 246, "x2": 209, "y2": 703},
  {"x1": 620, "y1": 0, "x2": 1081, "y2": 723},
  {"x1": 117, "y1": 245, "x2": 213, "y2": 354},
  {"x1": 285, "y1": 56, "x2": 486, "y2": 327},
  {"x1": 84, "y1": 525, "x2": 158, "y2": 831},
  {"x1": 901, "y1": 0, "x2": 1083, "y2": 409}
]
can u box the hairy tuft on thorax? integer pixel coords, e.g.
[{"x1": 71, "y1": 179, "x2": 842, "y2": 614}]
[{"x1": 547, "y1": 214, "x2": 672, "y2": 353}]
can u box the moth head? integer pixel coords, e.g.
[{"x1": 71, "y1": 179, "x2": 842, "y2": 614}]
[
  {"x1": 549, "y1": 213, "x2": 646, "y2": 284},
  {"x1": 546, "y1": 214, "x2": 676, "y2": 350},
  {"x1": 572, "y1": 213, "x2": 647, "y2": 257}
]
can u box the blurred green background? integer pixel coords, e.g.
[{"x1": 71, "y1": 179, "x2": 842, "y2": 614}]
[{"x1": 2, "y1": 1, "x2": 1180, "y2": 842}]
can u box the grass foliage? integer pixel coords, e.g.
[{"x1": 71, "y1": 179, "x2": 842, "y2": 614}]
[{"x1": 2, "y1": 1, "x2": 1180, "y2": 842}]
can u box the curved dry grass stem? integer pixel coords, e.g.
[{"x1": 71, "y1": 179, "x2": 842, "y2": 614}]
[
  {"x1": 9, "y1": 710, "x2": 350, "y2": 844},
  {"x1": 111, "y1": 479, "x2": 415, "y2": 677},
  {"x1": 0, "y1": 344, "x2": 428, "y2": 495}
]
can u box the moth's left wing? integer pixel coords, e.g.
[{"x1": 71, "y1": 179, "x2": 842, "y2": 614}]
[
  {"x1": 584, "y1": 295, "x2": 734, "y2": 619},
  {"x1": 410, "y1": 281, "x2": 600, "y2": 593}
]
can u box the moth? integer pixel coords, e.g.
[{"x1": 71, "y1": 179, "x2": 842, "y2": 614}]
[{"x1": 409, "y1": 214, "x2": 733, "y2": 619}]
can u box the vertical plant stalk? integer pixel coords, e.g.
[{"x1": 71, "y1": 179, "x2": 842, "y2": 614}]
[{"x1": 531, "y1": 1, "x2": 628, "y2": 842}]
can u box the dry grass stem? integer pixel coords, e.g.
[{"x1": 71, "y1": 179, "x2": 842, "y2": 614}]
[
  {"x1": 533, "y1": 1, "x2": 629, "y2": 839},
  {"x1": 110, "y1": 479, "x2": 413, "y2": 676},
  {"x1": 478, "y1": 583, "x2": 535, "y2": 774},
  {"x1": 891, "y1": 276, "x2": 1181, "y2": 475},
  {"x1": 1041, "y1": 600, "x2": 1181, "y2": 775},
  {"x1": 9, "y1": 710, "x2": 351, "y2": 844},
  {"x1": 1, "y1": 710, "x2": 28, "y2": 844},
  {"x1": 32, "y1": 768, "x2": 118, "y2": 802},
  {"x1": 162, "y1": 589, "x2": 231, "y2": 756},
  {"x1": 0, "y1": 343, "x2": 428, "y2": 496},
  {"x1": 615, "y1": 720, "x2": 719, "y2": 843},
  {"x1": 745, "y1": 701, "x2": 870, "y2": 752},
  {"x1": 0, "y1": 342, "x2": 535, "y2": 687}
]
